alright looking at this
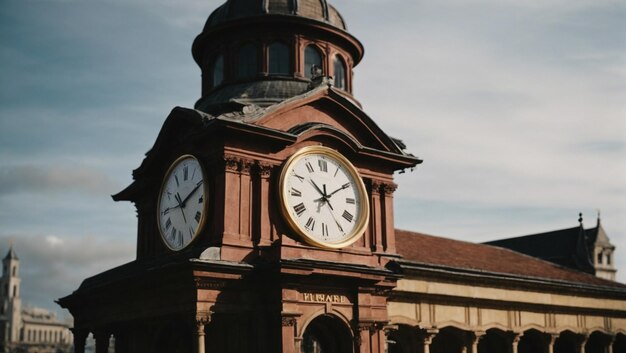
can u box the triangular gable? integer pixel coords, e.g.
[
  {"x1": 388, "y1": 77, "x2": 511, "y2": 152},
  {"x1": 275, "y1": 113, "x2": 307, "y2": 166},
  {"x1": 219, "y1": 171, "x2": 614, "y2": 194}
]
[{"x1": 247, "y1": 86, "x2": 410, "y2": 157}]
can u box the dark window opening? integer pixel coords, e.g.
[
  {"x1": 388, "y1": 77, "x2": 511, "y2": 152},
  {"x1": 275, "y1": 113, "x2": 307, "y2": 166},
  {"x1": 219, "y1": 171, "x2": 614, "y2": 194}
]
[
  {"x1": 237, "y1": 43, "x2": 257, "y2": 79},
  {"x1": 212, "y1": 55, "x2": 224, "y2": 87},
  {"x1": 333, "y1": 55, "x2": 347, "y2": 90},
  {"x1": 269, "y1": 42, "x2": 290, "y2": 75},
  {"x1": 304, "y1": 45, "x2": 322, "y2": 78}
]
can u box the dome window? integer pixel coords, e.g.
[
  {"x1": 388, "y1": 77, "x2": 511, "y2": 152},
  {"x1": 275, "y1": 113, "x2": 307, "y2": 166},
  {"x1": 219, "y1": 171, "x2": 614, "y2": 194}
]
[
  {"x1": 237, "y1": 43, "x2": 258, "y2": 79},
  {"x1": 333, "y1": 55, "x2": 347, "y2": 90},
  {"x1": 212, "y1": 55, "x2": 224, "y2": 87},
  {"x1": 269, "y1": 42, "x2": 290, "y2": 75},
  {"x1": 304, "y1": 45, "x2": 323, "y2": 78}
]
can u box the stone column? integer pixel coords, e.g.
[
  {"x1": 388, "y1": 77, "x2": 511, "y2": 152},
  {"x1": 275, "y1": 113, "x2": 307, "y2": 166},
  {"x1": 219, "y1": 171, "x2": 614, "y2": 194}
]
[
  {"x1": 417, "y1": 328, "x2": 439, "y2": 353},
  {"x1": 576, "y1": 334, "x2": 589, "y2": 353},
  {"x1": 194, "y1": 316, "x2": 210, "y2": 353},
  {"x1": 468, "y1": 331, "x2": 485, "y2": 353},
  {"x1": 547, "y1": 333, "x2": 559, "y2": 353},
  {"x1": 281, "y1": 316, "x2": 297, "y2": 353},
  {"x1": 510, "y1": 332, "x2": 523, "y2": 353},
  {"x1": 71, "y1": 329, "x2": 88, "y2": 353},
  {"x1": 94, "y1": 332, "x2": 110, "y2": 353}
]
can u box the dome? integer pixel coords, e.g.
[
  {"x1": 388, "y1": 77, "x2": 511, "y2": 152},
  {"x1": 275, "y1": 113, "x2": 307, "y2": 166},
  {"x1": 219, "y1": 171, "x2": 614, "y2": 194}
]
[{"x1": 204, "y1": 0, "x2": 347, "y2": 30}]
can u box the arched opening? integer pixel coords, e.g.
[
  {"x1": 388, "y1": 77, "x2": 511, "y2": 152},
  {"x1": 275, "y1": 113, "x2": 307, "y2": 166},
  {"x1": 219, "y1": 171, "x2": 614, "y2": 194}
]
[
  {"x1": 387, "y1": 325, "x2": 417, "y2": 353},
  {"x1": 269, "y1": 42, "x2": 290, "y2": 75},
  {"x1": 554, "y1": 330, "x2": 579, "y2": 353},
  {"x1": 12, "y1": 266, "x2": 16, "y2": 277},
  {"x1": 212, "y1": 54, "x2": 224, "y2": 88},
  {"x1": 430, "y1": 326, "x2": 466, "y2": 353},
  {"x1": 333, "y1": 55, "x2": 347, "y2": 90},
  {"x1": 302, "y1": 315, "x2": 352, "y2": 353},
  {"x1": 586, "y1": 331, "x2": 611, "y2": 353},
  {"x1": 237, "y1": 43, "x2": 258, "y2": 79},
  {"x1": 304, "y1": 45, "x2": 323, "y2": 78},
  {"x1": 478, "y1": 329, "x2": 509, "y2": 353},
  {"x1": 614, "y1": 333, "x2": 626, "y2": 353},
  {"x1": 518, "y1": 329, "x2": 547, "y2": 353},
  {"x1": 155, "y1": 320, "x2": 192, "y2": 353}
]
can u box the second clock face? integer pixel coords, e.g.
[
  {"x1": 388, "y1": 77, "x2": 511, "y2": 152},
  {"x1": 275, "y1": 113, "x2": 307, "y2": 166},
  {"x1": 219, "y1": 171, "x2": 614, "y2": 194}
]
[
  {"x1": 279, "y1": 146, "x2": 369, "y2": 249},
  {"x1": 157, "y1": 155, "x2": 207, "y2": 251}
]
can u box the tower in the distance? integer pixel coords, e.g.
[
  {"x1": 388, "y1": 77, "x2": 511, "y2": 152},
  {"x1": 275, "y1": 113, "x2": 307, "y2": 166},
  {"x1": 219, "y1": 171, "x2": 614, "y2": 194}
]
[{"x1": 0, "y1": 247, "x2": 22, "y2": 350}]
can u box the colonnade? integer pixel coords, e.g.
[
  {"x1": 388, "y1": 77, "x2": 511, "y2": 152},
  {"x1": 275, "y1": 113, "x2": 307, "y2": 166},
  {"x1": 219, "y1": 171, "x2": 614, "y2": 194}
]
[{"x1": 387, "y1": 325, "x2": 626, "y2": 353}]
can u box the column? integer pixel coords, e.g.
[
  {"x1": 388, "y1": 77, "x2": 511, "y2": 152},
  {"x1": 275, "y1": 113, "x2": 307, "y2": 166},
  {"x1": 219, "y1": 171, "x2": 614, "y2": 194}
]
[
  {"x1": 417, "y1": 328, "x2": 439, "y2": 353},
  {"x1": 281, "y1": 316, "x2": 297, "y2": 353},
  {"x1": 94, "y1": 332, "x2": 110, "y2": 353},
  {"x1": 195, "y1": 316, "x2": 210, "y2": 353},
  {"x1": 547, "y1": 333, "x2": 559, "y2": 353},
  {"x1": 71, "y1": 329, "x2": 88, "y2": 353},
  {"x1": 468, "y1": 331, "x2": 485, "y2": 353},
  {"x1": 510, "y1": 332, "x2": 523, "y2": 353},
  {"x1": 576, "y1": 334, "x2": 589, "y2": 353}
]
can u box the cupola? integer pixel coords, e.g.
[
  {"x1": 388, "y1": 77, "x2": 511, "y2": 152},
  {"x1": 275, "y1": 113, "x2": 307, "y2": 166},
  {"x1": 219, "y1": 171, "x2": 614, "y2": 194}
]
[{"x1": 192, "y1": 0, "x2": 364, "y2": 114}]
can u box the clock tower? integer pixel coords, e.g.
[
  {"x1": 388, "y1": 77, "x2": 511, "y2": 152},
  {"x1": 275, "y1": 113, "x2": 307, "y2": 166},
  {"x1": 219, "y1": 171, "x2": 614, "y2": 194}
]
[{"x1": 58, "y1": 1, "x2": 421, "y2": 353}]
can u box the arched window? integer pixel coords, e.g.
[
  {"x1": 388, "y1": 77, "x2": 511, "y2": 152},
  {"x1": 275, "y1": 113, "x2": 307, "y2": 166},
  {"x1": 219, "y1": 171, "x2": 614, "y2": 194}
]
[
  {"x1": 12, "y1": 285, "x2": 16, "y2": 297},
  {"x1": 333, "y1": 55, "x2": 347, "y2": 90},
  {"x1": 12, "y1": 266, "x2": 16, "y2": 277},
  {"x1": 304, "y1": 45, "x2": 322, "y2": 78},
  {"x1": 237, "y1": 43, "x2": 258, "y2": 79},
  {"x1": 212, "y1": 55, "x2": 224, "y2": 87},
  {"x1": 268, "y1": 42, "x2": 290, "y2": 75}
]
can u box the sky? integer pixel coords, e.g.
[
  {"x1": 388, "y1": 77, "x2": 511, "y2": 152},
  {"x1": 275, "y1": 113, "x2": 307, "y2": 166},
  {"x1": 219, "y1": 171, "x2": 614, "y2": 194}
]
[{"x1": 0, "y1": 0, "x2": 625, "y2": 315}]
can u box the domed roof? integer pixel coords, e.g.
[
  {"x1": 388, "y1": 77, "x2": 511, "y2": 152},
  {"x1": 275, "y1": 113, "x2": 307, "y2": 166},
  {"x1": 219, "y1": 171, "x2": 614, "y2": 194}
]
[{"x1": 205, "y1": 0, "x2": 347, "y2": 30}]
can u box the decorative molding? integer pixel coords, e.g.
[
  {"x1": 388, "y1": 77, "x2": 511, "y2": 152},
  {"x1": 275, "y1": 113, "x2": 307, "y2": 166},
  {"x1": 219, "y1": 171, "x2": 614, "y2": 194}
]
[
  {"x1": 382, "y1": 182, "x2": 398, "y2": 195},
  {"x1": 223, "y1": 155, "x2": 241, "y2": 172},
  {"x1": 257, "y1": 162, "x2": 273, "y2": 178},
  {"x1": 240, "y1": 158, "x2": 254, "y2": 175},
  {"x1": 370, "y1": 180, "x2": 383, "y2": 194},
  {"x1": 281, "y1": 317, "x2": 297, "y2": 327}
]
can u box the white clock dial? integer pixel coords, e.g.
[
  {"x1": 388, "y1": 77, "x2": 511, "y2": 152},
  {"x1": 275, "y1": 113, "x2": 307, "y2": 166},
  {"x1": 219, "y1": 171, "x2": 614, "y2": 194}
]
[
  {"x1": 279, "y1": 146, "x2": 369, "y2": 249},
  {"x1": 157, "y1": 155, "x2": 207, "y2": 251}
]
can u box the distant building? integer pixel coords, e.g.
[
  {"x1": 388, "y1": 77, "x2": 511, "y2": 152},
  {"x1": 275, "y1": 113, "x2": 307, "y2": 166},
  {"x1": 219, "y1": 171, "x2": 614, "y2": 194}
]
[
  {"x1": 485, "y1": 214, "x2": 617, "y2": 281},
  {"x1": 0, "y1": 248, "x2": 72, "y2": 353}
]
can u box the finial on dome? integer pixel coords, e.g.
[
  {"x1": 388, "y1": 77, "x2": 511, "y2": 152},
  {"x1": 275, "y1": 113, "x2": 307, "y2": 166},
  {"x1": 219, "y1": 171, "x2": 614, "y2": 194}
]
[{"x1": 578, "y1": 212, "x2": 583, "y2": 227}]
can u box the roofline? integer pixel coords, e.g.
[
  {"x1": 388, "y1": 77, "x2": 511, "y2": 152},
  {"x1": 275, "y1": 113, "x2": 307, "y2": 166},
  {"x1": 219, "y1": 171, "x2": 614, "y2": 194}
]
[{"x1": 391, "y1": 259, "x2": 626, "y2": 299}]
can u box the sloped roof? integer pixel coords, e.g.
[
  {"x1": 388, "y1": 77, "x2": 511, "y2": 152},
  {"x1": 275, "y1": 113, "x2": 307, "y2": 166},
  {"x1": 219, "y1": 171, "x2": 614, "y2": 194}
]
[{"x1": 395, "y1": 229, "x2": 625, "y2": 289}]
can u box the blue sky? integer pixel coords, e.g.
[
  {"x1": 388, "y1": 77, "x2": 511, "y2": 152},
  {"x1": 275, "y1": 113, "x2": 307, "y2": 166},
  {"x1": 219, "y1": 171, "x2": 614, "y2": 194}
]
[{"x1": 1, "y1": 0, "x2": 625, "y2": 315}]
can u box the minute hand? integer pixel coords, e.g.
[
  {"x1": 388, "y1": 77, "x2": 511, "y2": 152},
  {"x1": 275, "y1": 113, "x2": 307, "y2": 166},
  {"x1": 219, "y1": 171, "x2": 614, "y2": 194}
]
[
  {"x1": 180, "y1": 180, "x2": 203, "y2": 206},
  {"x1": 327, "y1": 183, "x2": 350, "y2": 198}
]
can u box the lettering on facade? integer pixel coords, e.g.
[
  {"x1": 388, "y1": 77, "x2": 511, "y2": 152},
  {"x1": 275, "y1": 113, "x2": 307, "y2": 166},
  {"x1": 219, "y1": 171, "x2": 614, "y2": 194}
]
[{"x1": 302, "y1": 293, "x2": 347, "y2": 303}]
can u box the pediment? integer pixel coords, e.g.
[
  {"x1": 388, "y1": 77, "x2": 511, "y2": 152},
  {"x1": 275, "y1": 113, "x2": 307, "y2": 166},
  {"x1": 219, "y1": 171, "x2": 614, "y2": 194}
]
[{"x1": 248, "y1": 87, "x2": 410, "y2": 157}]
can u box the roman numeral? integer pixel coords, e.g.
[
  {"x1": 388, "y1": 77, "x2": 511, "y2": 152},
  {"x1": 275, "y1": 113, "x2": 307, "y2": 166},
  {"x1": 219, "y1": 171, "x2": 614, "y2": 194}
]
[
  {"x1": 196, "y1": 179, "x2": 203, "y2": 187},
  {"x1": 318, "y1": 159, "x2": 328, "y2": 172},
  {"x1": 305, "y1": 162, "x2": 314, "y2": 173},
  {"x1": 174, "y1": 174, "x2": 180, "y2": 187},
  {"x1": 322, "y1": 223, "x2": 329, "y2": 237},
  {"x1": 191, "y1": 167, "x2": 197, "y2": 180},
  {"x1": 195, "y1": 211, "x2": 201, "y2": 223},
  {"x1": 293, "y1": 203, "x2": 306, "y2": 217},
  {"x1": 290, "y1": 188, "x2": 302, "y2": 197},
  {"x1": 183, "y1": 165, "x2": 189, "y2": 180},
  {"x1": 198, "y1": 196, "x2": 203, "y2": 204},
  {"x1": 346, "y1": 198, "x2": 355, "y2": 204},
  {"x1": 189, "y1": 227, "x2": 194, "y2": 238},
  {"x1": 305, "y1": 217, "x2": 315, "y2": 231},
  {"x1": 171, "y1": 227, "x2": 177, "y2": 241},
  {"x1": 334, "y1": 167, "x2": 340, "y2": 177},
  {"x1": 342, "y1": 210, "x2": 354, "y2": 223},
  {"x1": 165, "y1": 218, "x2": 172, "y2": 230},
  {"x1": 293, "y1": 173, "x2": 305, "y2": 182},
  {"x1": 178, "y1": 230, "x2": 183, "y2": 247}
]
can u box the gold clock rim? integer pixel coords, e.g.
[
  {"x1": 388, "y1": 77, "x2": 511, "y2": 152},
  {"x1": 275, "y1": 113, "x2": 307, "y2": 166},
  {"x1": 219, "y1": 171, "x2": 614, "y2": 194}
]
[
  {"x1": 278, "y1": 146, "x2": 370, "y2": 249},
  {"x1": 157, "y1": 154, "x2": 209, "y2": 252}
]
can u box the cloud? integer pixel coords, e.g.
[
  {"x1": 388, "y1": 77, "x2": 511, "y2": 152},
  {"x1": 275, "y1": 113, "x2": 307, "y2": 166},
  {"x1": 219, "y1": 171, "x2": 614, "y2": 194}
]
[
  {"x1": 0, "y1": 165, "x2": 116, "y2": 196},
  {"x1": 0, "y1": 233, "x2": 135, "y2": 315}
]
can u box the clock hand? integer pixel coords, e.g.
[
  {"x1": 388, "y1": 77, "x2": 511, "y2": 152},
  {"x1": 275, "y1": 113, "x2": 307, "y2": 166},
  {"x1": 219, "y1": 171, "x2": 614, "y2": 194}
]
[
  {"x1": 327, "y1": 183, "x2": 350, "y2": 198},
  {"x1": 325, "y1": 203, "x2": 344, "y2": 234},
  {"x1": 309, "y1": 179, "x2": 326, "y2": 198},
  {"x1": 161, "y1": 204, "x2": 181, "y2": 215},
  {"x1": 180, "y1": 180, "x2": 203, "y2": 206},
  {"x1": 175, "y1": 193, "x2": 188, "y2": 224}
]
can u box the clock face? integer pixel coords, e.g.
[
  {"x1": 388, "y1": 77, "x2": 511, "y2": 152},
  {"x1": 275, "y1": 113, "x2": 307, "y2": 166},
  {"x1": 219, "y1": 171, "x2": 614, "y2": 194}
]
[
  {"x1": 279, "y1": 146, "x2": 369, "y2": 249},
  {"x1": 157, "y1": 155, "x2": 208, "y2": 251}
]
